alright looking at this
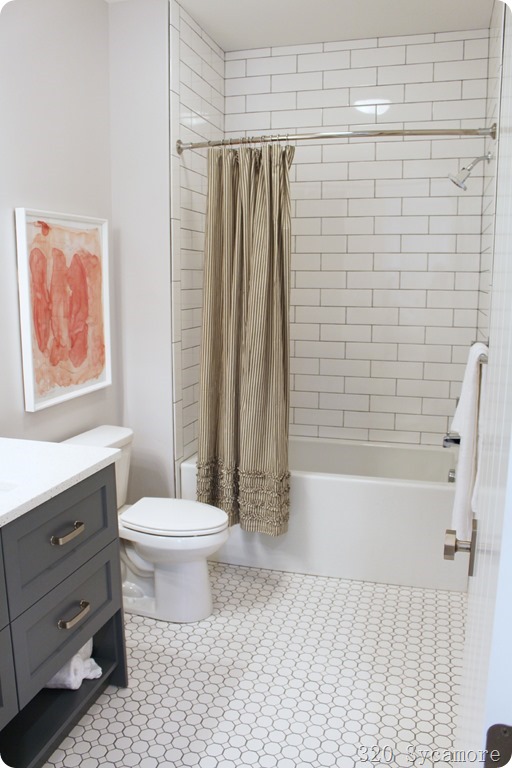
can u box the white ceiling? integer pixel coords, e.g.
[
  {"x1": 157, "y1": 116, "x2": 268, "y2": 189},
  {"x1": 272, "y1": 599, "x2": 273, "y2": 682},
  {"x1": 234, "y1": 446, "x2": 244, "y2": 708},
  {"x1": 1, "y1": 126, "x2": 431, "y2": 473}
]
[{"x1": 178, "y1": 0, "x2": 495, "y2": 52}]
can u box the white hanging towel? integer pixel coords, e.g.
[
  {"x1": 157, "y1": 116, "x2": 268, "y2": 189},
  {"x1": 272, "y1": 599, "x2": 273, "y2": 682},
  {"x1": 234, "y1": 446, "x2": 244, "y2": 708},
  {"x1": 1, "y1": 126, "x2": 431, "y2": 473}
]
[
  {"x1": 450, "y1": 342, "x2": 488, "y2": 542},
  {"x1": 471, "y1": 360, "x2": 488, "y2": 516}
]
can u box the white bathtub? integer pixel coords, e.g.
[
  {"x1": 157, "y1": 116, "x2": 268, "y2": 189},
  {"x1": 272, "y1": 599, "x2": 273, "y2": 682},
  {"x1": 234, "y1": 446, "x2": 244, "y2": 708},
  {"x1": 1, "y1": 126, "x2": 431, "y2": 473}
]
[{"x1": 181, "y1": 438, "x2": 468, "y2": 591}]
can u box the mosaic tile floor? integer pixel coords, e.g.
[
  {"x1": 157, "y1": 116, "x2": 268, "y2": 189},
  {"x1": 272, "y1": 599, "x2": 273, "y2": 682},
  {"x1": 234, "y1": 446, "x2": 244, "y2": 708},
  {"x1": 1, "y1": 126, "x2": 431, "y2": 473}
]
[{"x1": 44, "y1": 562, "x2": 466, "y2": 768}]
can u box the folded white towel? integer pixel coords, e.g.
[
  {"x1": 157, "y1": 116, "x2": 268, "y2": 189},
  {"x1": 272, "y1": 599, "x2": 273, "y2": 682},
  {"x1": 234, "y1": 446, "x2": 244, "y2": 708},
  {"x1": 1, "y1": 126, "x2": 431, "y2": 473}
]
[
  {"x1": 77, "y1": 638, "x2": 93, "y2": 661},
  {"x1": 45, "y1": 655, "x2": 84, "y2": 690},
  {"x1": 45, "y1": 650, "x2": 103, "y2": 690},
  {"x1": 450, "y1": 342, "x2": 488, "y2": 541},
  {"x1": 83, "y1": 657, "x2": 103, "y2": 679}
]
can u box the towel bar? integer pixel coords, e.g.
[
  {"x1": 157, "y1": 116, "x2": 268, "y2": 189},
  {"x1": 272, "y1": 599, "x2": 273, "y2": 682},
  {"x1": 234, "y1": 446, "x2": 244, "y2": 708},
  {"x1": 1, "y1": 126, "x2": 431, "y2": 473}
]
[
  {"x1": 471, "y1": 341, "x2": 489, "y2": 364},
  {"x1": 444, "y1": 519, "x2": 478, "y2": 576}
]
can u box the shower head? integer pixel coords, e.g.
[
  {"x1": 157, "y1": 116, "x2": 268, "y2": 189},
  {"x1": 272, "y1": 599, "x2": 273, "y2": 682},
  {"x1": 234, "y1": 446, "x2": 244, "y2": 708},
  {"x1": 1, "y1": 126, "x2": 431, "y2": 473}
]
[
  {"x1": 448, "y1": 151, "x2": 492, "y2": 191},
  {"x1": 448, "y1": 167, "x2": 471, "y2": 190}
]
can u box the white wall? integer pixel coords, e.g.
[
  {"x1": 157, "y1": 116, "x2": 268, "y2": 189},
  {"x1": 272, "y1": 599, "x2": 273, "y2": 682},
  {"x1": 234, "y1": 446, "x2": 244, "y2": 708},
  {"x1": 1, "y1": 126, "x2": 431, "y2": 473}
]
[
  {"x1": 0, "y1": 0, "x2": 121, "y2": 440},
  {"x1": 109, "y1": 0, "x2": 174, "y2": 501}
]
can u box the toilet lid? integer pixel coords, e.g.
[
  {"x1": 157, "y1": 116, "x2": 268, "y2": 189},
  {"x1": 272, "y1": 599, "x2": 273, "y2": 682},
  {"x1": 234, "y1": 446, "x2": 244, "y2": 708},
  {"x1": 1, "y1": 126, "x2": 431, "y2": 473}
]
[{"x1": 120, "y1": 497, "x2": 229, "y2": 537}]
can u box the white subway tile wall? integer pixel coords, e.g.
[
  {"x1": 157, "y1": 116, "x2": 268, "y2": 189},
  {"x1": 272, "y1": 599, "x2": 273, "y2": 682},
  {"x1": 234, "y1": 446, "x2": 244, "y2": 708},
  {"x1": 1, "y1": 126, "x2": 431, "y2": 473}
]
[
  {"x1": 171, "y1": 4, "x2": 491, "y2": 457},
  {"x1": 225, "y1": 30, "x2": 492, "y2": 443},
  {"x1": 170, "y1": 1, "x2": 224, "y2": 486},
  {"x1": 477, "y1": 6, "x2": 501, "y2": 340},
  {"x1": 225, "y1": 29, "x2": 489, "y2": 446}
]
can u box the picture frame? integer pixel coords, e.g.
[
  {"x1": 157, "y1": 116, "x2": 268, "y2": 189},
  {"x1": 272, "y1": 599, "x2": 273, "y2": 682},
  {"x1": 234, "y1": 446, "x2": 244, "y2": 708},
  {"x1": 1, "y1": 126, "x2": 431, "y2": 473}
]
[{"x1": 15, "y1": 208, "x2": 112, "y2": 412}]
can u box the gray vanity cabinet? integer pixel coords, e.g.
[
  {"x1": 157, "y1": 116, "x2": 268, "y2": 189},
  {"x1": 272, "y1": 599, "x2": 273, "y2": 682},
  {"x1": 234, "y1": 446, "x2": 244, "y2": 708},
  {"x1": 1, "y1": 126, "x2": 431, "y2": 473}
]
[
  {"x1": 0, "y1": 547, "x2": 18, "y2": 731},
  {"x1": 0, "y1": 464, "x2": 128, "y2": 768},
  {"x1": 0, "y1": 546, "x2": 8, "y2": 629},
  {"x1": 0, "y1": 629, "x2": 18, "y2": 731}
]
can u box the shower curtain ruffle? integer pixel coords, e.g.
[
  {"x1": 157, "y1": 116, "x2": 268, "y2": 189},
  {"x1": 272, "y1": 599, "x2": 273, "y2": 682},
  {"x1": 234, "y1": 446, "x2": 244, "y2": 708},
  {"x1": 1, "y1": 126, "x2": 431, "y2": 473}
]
[{"x1": 197, "y1": 459, "x2": 290, "y2": 536}]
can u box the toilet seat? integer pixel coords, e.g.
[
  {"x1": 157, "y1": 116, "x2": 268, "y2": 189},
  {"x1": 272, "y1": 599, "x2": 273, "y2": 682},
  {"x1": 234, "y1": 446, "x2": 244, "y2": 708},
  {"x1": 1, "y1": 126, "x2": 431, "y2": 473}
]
[{"x1": 120, "y1": 497, "x2": 228, "y2": 537}]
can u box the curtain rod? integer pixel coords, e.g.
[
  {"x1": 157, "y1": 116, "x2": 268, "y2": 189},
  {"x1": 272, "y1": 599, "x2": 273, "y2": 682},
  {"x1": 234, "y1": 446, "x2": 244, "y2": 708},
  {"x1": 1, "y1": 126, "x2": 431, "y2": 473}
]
[{"x1": 177, "y1": 123, "x2": 496, "y2": 155}]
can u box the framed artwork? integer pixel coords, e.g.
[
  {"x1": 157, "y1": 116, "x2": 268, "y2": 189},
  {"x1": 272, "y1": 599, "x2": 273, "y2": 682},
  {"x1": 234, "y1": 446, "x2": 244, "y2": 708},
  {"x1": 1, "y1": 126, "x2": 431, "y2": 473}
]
[{"x1": 15, "y1": 208, "x2": 112, "y2": 411}]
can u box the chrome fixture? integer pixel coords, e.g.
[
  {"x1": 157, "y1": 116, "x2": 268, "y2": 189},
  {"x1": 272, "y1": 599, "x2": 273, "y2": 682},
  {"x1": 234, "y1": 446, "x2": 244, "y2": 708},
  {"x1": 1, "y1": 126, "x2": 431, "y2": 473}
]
[
  {"x1": 177, "y1": 123, "x2": 497, "y2": 155},
  {"x1": 448, "y1": 469, "x2": 456, "y2": 483},
  {"x1": 444, "y1": 519, "x2": 478, "y2": 577},
  {"x1": 443, "y1": 433, "x2": 461, "y2": 448},
  {"x1": 470, "y1": 340, "x2": 489, "y2": 365},
  {"x1": 449, "y1": 151, "x2": 493, "y2": 190}
]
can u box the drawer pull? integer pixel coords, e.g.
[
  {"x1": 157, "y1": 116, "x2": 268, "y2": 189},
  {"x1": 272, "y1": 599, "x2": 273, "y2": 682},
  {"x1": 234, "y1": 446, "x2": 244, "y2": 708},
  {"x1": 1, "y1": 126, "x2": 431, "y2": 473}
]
[
  {"x1": 50, "y1": 521, "x2": 85, "y2": 546},
  {"x1": 57, "y1": 600, "x2": 90, "y2": 630}
]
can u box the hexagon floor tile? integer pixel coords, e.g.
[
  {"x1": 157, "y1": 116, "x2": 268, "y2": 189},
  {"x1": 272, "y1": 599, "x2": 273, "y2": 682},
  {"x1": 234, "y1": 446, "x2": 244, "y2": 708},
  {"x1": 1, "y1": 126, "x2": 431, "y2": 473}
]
[{"x1": 43, "y1": 562, "x2": 466, "y2": 768}]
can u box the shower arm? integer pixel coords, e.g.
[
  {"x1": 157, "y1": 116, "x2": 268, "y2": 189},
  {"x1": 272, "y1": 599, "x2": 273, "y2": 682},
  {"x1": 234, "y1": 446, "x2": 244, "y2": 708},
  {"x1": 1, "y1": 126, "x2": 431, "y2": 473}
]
[
  {"x1": 176, "y1": 123, "x2": 497, "y2": 154},
  {"x1": 464, "y1": 152, "x2": 492, "y2": 172}
]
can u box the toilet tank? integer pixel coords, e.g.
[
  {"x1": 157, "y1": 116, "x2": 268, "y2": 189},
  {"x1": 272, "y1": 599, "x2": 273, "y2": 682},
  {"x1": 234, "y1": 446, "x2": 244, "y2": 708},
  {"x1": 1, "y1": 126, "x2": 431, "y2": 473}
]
[{"x1": 63, "y1": 425, "x2": 133, "y2": 509}]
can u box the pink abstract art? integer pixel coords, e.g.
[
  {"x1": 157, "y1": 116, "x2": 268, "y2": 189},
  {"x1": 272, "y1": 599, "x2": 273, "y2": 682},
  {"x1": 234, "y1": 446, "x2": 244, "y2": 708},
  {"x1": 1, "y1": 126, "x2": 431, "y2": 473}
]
[{"x1": 16, "y1": 209, "x2": 111, "y2": 411}]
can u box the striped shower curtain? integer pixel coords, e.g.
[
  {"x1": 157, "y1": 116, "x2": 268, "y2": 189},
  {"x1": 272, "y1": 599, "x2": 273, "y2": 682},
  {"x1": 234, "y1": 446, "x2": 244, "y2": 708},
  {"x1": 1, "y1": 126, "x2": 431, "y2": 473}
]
[{"x1": 196, "y1": 144, "x2": 295, "y2": 536}]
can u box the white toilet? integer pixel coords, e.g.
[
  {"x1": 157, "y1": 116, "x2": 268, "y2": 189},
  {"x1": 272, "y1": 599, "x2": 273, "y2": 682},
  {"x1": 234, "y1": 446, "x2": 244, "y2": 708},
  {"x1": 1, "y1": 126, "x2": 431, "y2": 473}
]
[{"x1": 64, "y1": 426, "x2": 229, "y2": 623}]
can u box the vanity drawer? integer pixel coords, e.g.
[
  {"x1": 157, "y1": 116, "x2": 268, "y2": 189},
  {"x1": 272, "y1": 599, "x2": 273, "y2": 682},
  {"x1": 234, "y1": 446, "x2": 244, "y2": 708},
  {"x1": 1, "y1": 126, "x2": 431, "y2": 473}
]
[
  {"x1": 0, "y1": 544, "x2": 8, "y2": 630},
  {"x1": 0, "y1": 626, "x2": 18, "y2": 730},
  {"x1": 11, "y1": 540, "x2": 121, "y2": 709},
  {"x1": 2, "y1": 465, "x2": 117, "y2": 618}
]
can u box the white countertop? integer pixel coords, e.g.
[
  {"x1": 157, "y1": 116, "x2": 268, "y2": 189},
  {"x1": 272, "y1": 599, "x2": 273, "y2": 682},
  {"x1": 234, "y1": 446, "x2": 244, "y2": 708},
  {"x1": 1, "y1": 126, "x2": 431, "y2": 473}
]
[{"x1": 0, "y1": 438, "x2": 119, "y2": 527}]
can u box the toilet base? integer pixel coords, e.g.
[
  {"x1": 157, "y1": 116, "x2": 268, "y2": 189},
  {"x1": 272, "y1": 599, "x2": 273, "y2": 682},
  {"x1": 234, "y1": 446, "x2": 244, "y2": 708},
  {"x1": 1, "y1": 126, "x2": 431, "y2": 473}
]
[{"x1": 122, "y1": 559, "x2": 214, "y2": 623}]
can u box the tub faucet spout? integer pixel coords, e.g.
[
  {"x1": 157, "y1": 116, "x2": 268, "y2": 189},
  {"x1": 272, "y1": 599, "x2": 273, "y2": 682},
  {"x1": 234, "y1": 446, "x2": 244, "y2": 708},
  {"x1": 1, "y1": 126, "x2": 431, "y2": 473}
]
[{"x1": 443, "y1": 432, "x2": 461, "y2": 447}]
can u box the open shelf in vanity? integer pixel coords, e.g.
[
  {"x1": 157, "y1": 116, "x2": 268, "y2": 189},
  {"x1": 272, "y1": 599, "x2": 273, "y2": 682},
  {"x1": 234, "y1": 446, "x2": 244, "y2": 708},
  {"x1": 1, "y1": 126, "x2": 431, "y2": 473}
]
[{"x1": 0, "y1": 654, "x2": 120, "y2": 768}]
